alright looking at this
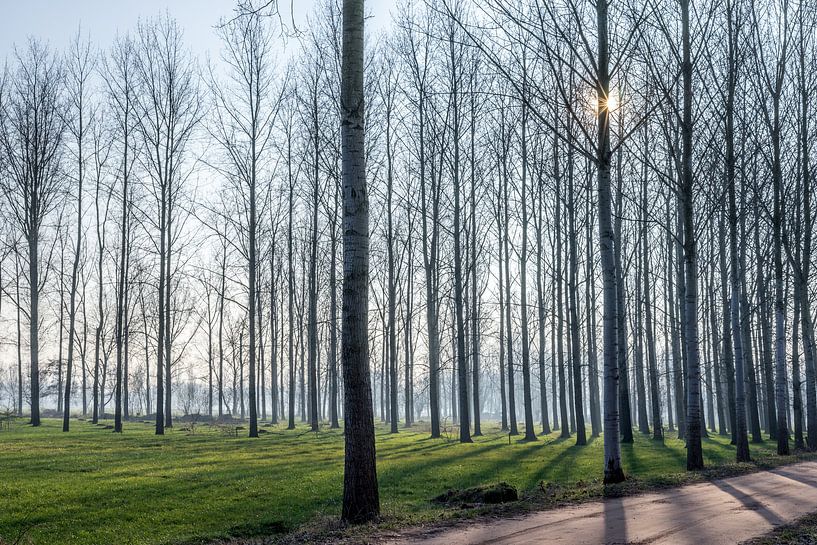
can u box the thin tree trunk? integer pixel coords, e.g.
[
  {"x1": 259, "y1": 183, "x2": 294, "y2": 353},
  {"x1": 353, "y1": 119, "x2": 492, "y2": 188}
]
[
  {"x1": 519, "y1": 81, "x2": 536, "y2": 442},
  {"x1": 566, "y1": 140, "x2": 586, "y2": 445},
  {"x1": 469, "y1": 79, "x2": 481, "y2": 437}
]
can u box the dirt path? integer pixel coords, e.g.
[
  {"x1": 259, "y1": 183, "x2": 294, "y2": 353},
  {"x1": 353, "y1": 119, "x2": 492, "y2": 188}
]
[{"x1": 387, "y1": 460, "x2": 817, "y2": 545}]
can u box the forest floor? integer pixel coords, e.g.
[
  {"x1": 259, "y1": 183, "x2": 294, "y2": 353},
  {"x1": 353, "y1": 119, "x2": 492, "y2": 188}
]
[{"x1": 0, "y1": 418, "x2": 815, "y2": 545}]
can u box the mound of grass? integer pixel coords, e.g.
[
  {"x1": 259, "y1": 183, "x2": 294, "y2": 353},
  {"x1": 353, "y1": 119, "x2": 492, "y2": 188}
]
[
  {"x1": 432, "y1": 482, "x2": 518, "y2": 506},
  {"x1": 0, "y1": 418, "x2": 809, "y2": 545}
]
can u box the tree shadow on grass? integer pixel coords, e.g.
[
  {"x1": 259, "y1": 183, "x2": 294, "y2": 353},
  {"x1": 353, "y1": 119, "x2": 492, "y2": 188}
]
[
  {"x1": 521, "y1": 436, "x2": 597, "y2": 490},
  {"x1": 622, "y1": 438, "x2": 686, "y2": 475},
  {"x1": 379, "y1": 440, "x2": 508, "y2": 489},
  {"x1": 701, "y1": 436, "x2": 739, "y2": 466},
  {"x1": 377, "y1": 438, "x2": 456, "y2": 460}
]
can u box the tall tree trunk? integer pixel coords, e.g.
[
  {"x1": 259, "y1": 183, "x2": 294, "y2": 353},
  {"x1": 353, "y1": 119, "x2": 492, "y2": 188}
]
[
  {"x1": 717, "y1": 207, "x2": 735, "y2": 440},
  {"x1": 63, "y1": 99, "x2": 86, "y2": 432},
  {"x1": 28, "y1": 236, "x2": 40, "y2": 425},
  {"x1": 680, "y1": 0, "x2": 703, "y2": 470},
  {"x1": 741, "y1": 185, "x2": 762, "y2": 443},
  {"x1": 165, "y1": 192, "x2": 173, "y2": 429},
  {"x1": 755, "y1": 204, "x2": 776, "y2": 440},
  {"x1": 307, "y1": 93, "x2": 320, "y2": 433},
  {"x1": 451, "y1": 32, "x2": 471, "y2": 444},
  {"x1": 614, "y1": 152, "x2": 632, "y2": 443},
  {"x1": 155, "y1": 179, "x2": 166, "y2": 435},
  {"x1": 16, "y1": 257, "x2": 23, "y2": 418},
  {"x1": 586, "y1": 187, "x2": 601, "y2": 437},
  {"x1": 555, "y1": 134, "x2": 569, "y2": 439},
  {"x1": 114, "y1": 135, "x2": 130, "y2": 434},
  {"x1": 57, "y1": 250, "x2": 65, "y2": 415},
  {"x1": 329, "y1": 188, "x2": 340, "y2": 429},
  {"x1": 340, "y1": 0, "x2": 379, "y2": 523},
  {"x1": 796, "y1": 13, "x2": 814, "y2": 451},
  {"x1": 634, "y1": 225, "x2": 649, "y2": 436},
  {"x1": 519, "y1": 84, "x2": 536, "y2": 442},
  {"x1": 420, "y1": 85, "x2": 441, "y2": 439},
  {"x1": 270, "y1": 250, "x2": 279, "y2": 425},
  {"x1": 497, "y1": 194, "x2": 508, "y2": 432},
  {"x1": 598, "y1": 0, "x2": 624, "y2": 483},
  {"x1": 503, "y1": 137, "x2": 518, "y2": 437},
  {"x1": 386, "y1": 94, "x2": 399, "y2": 434},
  {"x1": 248, "y1": 135, "x2": 259, "y2": 437},
  {"x1": 642, "y1": 162, "x2": 662, "y2": 441},
  {"x1": 219, "y1": 245, "x2": 226, "y2": 419},
  {"x1": 772, "y1": 75, "x2": 788, "y2": 456},
  {"x1": 94, "y1": 175, "x2": 105, "y2": 426},
  {"x1": 470, "y1": 80, "x2": 481, "y2": 437},
  {"x1": 566, "y1": 140, "x2": 586, "y2": 445},
  {"x1": 724, "y1": 0, "x2": 748, "y2": 459},
  {"x1": 287, "y1": 132, "x2": 296, "y2": 431},
  {"x1": 536, "y1": 167, "x2": 550, "y2": 435}
]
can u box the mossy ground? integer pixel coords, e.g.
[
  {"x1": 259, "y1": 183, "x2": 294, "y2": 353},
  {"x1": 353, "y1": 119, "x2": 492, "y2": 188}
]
[{"x1": 0, "y1": 418, "x2": 808, "y2": 545}]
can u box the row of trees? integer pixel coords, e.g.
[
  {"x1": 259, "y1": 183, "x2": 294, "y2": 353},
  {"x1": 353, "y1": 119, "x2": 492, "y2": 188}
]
[{"x1": 1, "y1": 0, "x2": 816, "y2": 519}]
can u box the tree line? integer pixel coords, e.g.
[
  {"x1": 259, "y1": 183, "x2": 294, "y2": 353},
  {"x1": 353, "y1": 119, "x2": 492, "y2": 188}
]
[{"x1": 0, "y1": 0, "x2": 815, "y2": 520}]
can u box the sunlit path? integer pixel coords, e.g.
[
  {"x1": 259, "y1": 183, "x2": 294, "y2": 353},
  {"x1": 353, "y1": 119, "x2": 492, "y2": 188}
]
[{"x1": 391, "y1": 461, "x2": 817, "y2": 545}]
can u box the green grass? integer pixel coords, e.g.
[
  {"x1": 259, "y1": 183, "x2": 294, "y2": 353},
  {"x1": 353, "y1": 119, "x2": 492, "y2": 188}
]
[{"x1": 0, "y1": 418, "x2": 808, "y2": 545}]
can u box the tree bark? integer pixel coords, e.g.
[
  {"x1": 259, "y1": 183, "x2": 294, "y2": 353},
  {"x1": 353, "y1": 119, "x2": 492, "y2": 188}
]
[
  {"x1": 340, "y1": 0, "x2": 379, "y2": 524},
  {"x1": 598, "y1": 0, "x2": 625, "y2": 484}
]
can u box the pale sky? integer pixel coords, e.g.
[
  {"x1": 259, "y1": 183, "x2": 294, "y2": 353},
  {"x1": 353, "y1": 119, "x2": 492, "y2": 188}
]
[{"x1": 0, "y1": 0, "x2": 395, "y2": 63}]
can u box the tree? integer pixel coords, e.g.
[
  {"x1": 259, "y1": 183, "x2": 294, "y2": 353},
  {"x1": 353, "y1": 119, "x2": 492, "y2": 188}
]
[
  {"x1": 340, "y1": 0, "x2": 380, "y2": 524},
  {"x1": 596, "y1": 0, "x2": 625, "y2": 484},
  {"x1": 62, "y1": 30, "x2": 95, "y2": 432},
  {"x1": 211, "y1": 5, "x2": 281, "y2": 437},
  {"x1": 104, "y1": 32, "x2": 138, "y2": 434},
  {"x1": 134, "y1": 15, "x2": 201, "y2": 434},
  {"x1": 0, "y1": 40, "x2": 66, "y2": 427},
  {"x1": 749, "y1": 0, "x2": 791, "y2": 455},
  {"x1": 679, "y1": 0, "x2": 704, "y2": 471}
]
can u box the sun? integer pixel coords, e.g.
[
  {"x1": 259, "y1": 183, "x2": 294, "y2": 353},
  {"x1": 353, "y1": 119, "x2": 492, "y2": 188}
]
[
  {"x1": 597, "y1": 89, "x2": 620, "y2": 113},
  {"x1": 605, "y1": 91, "x2": 619, "y2": 112}
]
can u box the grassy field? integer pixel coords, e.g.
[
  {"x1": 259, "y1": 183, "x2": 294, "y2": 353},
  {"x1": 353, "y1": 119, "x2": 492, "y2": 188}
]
[{"x1": 0, "y1": 418, "x2": 806, "y2": 545}]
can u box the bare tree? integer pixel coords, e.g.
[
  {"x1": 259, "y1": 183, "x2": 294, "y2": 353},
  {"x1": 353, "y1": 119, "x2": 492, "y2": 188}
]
[
  {"x1": 134, "y1": 15, "x2": 201, "y2": 434},
  {"x1": 104, "y1": 32, "x2": 139, "y2": 433},
  {"x1": 0, "y1": 40, "x2": 66, "y2": 427},
  {"x1": 62, "y1": 30, "x2": 95, "y2": 432},
  {"x1": 211, "y1": 4, "x2": 282, "y2": 437}
]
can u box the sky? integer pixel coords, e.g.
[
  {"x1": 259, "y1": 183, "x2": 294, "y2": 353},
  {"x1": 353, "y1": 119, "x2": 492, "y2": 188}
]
[{"x1": 0, "y1": 0, "x2": 395, "y2": 64}]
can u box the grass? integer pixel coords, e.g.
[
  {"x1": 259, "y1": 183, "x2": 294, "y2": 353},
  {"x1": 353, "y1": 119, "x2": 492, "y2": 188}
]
[
  {"x1": 0, "y1": 418, "x2": 812, "y2": 545},
  {"x1": 744, "y1": 512, "x2": 817, "y2": 545}
]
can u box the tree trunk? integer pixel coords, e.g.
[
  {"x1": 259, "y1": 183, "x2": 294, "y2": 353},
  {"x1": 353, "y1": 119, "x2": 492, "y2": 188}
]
[
  {"x1": 503, "y1": 135, "x2": 518, "y2": 437},
  {"x1": 614, "y1": 152, "x2": 632, "y2": 443},
  {"x1": 566, "y1": 140, "x2": 586, "y2": 445},
  {"x1": 340, "y1": 0, "x2": 379, "y2": 523},
  {"x1": 27, "y1": 196, "x2": 40, "y2": 424},
  {"x1": 680, "y1": 0, "x2": 703, "y2": 470},
  {"x1": 451, "y1": 33, "x2": 471, "y2": 443},
  {"x1": 536, "y1": 166, "x2": 550, "y2": 435},
  {"x1": 519, "y1": 85, "x2": 536, "y2": 442},
  {"x1": 470, "y1": 80, "x2": 481, "y2": 437},
  {"x1": 598, "y1": 0, "x2": 624, "y2": 484}
]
